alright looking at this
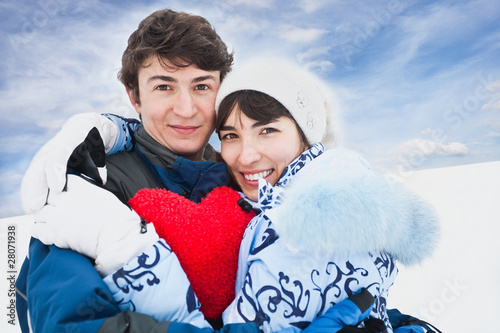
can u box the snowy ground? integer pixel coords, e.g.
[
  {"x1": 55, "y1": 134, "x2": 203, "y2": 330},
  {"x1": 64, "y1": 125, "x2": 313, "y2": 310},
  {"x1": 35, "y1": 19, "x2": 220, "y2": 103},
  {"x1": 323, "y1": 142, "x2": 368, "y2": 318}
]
[
  {"x1": 1, "y1": 160, "x2": 499, "y2": 332},
  {"x1": 388, "y1": 160, "x2": 500, "y2": 332}
]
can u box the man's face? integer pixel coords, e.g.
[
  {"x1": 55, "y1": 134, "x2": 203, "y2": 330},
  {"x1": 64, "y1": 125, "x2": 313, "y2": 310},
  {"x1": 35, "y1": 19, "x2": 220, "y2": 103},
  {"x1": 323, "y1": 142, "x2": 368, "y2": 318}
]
[{"x1": 128, "y1": 56, "x2": 221, "y2": 160}]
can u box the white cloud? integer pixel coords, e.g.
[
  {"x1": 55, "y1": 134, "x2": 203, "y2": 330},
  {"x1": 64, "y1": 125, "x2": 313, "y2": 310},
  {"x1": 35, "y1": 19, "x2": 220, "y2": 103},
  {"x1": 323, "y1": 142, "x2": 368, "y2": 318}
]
[
  {"x1": 0, "y1": 170, "x2": 24, "y2": 218},
  {"x1": 278, "y1": 25, "x2": 328, "y2": 43},
  {"x1": 297, "y1": 0, "x2": 332, "y2": 13},
  {"x1": 228, "y1": 0, "x2": 274, "y2": 8},
  {"x1": 2, "y1": 4, "x2": 139, "y2": 127},
  {"x1": 398, "y1": 138, "x2": 470, "y2": 157},
  {"x1": 362, "y1": 2, "x2": 491, "y2": 80},
  {"x1": 481, "y1": 80, "x2": 500, "y2": 112},
  {"x1": 483, "y1": 100, "x2": 500, "y2": 112},
  {"x1": 2, "y1": 0, "x2": 500, "y2": 218},
  {"x1": 368, "y1": 138, "x2": 472, "y2": 175},
  {"x1": 218, "y1": 15, "x2": 269, "y2": 39},
  {"x1": 486, "y1": 130, "x2": 500, "y2": 138},
  {"x1": 297, "y1": 46, "x2": 331, "y2": 63},
  {"x1": 303, "y1": 59, "x2": 335, "y2": 72}
]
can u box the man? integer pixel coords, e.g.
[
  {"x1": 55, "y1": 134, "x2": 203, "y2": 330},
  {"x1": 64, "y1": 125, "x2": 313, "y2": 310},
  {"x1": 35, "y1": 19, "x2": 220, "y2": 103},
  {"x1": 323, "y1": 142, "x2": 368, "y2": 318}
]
[
  {"x1": 17, "y1": 8, "x2": 378, "y2": 333},
  {"x1": 16, "y1": 8, "x2": 236, "y2": 332}
]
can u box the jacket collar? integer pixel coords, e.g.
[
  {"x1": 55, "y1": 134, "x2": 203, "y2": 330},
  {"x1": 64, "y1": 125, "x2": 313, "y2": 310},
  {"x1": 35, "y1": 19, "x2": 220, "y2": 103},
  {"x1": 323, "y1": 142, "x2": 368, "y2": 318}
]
[
  {"x1": 257, "y1": 143, "x2": 324, "y2": 212},
  {"x1": 135, "y1": 125, "x2": 177, "y2": 169}
]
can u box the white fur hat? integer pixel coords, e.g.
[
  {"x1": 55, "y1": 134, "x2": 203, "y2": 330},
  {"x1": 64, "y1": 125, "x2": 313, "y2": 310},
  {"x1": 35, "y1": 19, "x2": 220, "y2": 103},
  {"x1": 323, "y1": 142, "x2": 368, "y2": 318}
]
[{"x1": 216, "y1": 59, "x2": 338, "y2": 146}]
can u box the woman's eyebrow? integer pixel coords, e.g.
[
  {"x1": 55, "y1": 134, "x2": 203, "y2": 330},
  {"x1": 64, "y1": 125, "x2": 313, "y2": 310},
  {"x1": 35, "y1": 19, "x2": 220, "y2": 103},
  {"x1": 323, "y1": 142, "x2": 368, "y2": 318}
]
[
  {"x1": 252, "y1": 119, "x2": 278, "y2": 128},
  {"x1": 219, "y1": 125, "x2": 236, "y2": 131}
]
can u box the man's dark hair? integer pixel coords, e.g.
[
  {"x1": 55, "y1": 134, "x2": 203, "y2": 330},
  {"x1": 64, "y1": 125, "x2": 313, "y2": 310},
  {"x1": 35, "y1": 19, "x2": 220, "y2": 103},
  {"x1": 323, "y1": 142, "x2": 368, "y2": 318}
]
[{"x1": 118, "y1": 8, "x2": 234, "y2": 104}]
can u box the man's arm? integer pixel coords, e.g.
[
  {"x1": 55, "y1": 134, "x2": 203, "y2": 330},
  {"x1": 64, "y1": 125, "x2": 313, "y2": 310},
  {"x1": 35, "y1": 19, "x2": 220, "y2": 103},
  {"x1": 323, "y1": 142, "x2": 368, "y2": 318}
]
[{"x1": 16, "y1": 238, "x2": 120, "y2": 332}]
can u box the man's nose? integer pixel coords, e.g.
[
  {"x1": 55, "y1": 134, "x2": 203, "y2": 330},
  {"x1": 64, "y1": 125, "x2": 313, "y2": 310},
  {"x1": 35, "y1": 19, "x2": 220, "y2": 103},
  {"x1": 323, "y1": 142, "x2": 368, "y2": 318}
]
[{"x1": 172, "y1": 90, "x2": 197, "y2": 118}]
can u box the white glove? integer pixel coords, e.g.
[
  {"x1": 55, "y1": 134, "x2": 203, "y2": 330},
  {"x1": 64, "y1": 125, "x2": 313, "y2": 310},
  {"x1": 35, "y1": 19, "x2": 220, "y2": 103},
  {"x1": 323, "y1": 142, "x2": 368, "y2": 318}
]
[
  {"x1": 21, "y1": 113, "x2": 119, "y2": 214},
  {"x1": 32, "y1": 175, "x2": 159, "y2": 276}
]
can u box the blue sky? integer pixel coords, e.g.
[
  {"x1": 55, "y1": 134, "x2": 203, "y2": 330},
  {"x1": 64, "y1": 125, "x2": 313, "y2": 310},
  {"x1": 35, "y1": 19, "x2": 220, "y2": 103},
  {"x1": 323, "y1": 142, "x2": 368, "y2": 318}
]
[{"x1": 1, "y1": 0, "x2": 499, "y2": 218}]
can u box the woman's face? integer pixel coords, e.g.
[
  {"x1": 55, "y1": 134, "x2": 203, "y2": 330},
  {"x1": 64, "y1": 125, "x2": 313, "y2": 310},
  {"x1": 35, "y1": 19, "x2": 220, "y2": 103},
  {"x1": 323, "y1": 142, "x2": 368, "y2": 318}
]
[{"x1": 219, "y1": 106, "x2": 307, "y2": 201}]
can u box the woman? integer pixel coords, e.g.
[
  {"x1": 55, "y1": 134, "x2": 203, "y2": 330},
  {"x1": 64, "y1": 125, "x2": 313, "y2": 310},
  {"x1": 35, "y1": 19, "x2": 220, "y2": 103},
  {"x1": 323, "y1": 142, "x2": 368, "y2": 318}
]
[
  {"x1": 32, "y1": 60, "x2": 439, "y2": 332},
  {"x1": 210, "y1": 60, "x2": 438, "y2": 331}
]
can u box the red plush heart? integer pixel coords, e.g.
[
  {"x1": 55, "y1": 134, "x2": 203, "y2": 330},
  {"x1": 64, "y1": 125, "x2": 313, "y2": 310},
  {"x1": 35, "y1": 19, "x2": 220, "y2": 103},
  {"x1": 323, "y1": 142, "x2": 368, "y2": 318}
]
[{"x1": 128, "y1": 187, "x2": 255, "y2": 320}]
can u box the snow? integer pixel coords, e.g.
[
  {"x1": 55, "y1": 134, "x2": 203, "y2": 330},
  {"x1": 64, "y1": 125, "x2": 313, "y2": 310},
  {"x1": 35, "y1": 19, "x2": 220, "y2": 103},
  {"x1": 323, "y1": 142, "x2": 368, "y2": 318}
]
[
  {"x1": 1, "y1": 160, "x2": 499, "y2": 332},
  {"x1": 389, "y1": 160, "x2": 500, "y2": 332}
]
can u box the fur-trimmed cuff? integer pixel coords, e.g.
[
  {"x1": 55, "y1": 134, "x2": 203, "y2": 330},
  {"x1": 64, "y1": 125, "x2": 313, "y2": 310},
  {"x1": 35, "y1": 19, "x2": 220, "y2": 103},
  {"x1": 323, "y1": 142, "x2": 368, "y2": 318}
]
[{"x1": 271, "y1": 149, "x2": 440, "y2": 266}]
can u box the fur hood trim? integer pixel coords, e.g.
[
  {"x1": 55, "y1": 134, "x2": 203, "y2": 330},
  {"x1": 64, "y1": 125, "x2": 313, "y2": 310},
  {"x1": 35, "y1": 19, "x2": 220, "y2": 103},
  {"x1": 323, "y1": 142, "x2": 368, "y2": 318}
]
[{"x1": 270, "y1": 149, "x2": 440, "y2": 266}]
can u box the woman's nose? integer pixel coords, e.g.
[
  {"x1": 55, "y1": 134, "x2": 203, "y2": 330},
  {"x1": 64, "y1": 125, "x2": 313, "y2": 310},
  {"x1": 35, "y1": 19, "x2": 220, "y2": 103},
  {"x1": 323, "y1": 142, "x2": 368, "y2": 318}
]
[{"x1": 238, "y1": 141, "x2": 261, "y2": 166}]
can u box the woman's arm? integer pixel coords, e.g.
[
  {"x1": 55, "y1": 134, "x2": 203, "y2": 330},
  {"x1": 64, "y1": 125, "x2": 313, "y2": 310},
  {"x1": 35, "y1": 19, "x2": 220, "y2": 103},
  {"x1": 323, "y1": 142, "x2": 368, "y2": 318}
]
[
  {"x1": 222, "y1": 215, "x2": 392, "y2": 332},
  {"x1": 31, "y1": 174, "x2": 211, "y2": 327},
  {"x1": 21, "y1": 112, "x2": 138, "y2": 214},
  {"x1": 102, "y1": 238, "x2": 210, "y2": 328}
]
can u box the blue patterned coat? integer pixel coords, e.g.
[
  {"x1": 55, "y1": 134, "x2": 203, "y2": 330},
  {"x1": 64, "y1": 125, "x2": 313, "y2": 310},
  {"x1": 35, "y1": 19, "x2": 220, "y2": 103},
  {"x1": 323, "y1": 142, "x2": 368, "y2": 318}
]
[
  {"x1": 102, "y1": 143, "x2": 439, "y2": 332},
  {"x1": 222, "y1": 143, "x2": 439, "y2": 332}
]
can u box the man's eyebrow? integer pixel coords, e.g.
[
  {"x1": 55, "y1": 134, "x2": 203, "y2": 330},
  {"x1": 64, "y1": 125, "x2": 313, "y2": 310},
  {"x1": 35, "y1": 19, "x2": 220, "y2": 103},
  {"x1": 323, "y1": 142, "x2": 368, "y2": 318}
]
[
  {"x1": 146, "y1": 74, "x2": 217, "y2": 84},
  {"x1": 191, "y1": 75, "x2": 217, "y2": 84},
  {"x1": 147, "y1": 75, "x2": 176, "y2": 83}
]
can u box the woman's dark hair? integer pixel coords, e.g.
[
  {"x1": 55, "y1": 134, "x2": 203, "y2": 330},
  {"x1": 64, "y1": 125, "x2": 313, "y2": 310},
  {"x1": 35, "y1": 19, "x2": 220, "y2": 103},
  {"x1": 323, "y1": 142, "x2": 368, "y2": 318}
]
[
  {"x1": 118, "y1": 9, "x2": 234, "y2": 104},
  {"x1": 216, "y1": 90, "x2": 310, "y2": 147}
]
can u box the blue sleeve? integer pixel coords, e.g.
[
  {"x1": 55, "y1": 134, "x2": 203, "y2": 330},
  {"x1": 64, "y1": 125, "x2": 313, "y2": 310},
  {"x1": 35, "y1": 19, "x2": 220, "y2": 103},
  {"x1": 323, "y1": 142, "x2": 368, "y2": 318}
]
[
  {"x1": 167, "y1": 322, "x2": 260, "y2": 333},
  {"x1": 267, "y1": 289, "x2": 374, "y2": 333},
  {"x1": 302, "y1": 289, "x2": 374, "y2": 333},
  {"x1": 103, "y1": 113, "x2": 140, "y2": 155},
  {"x1": 16, "y1": 238, "x2": 121, "y2": 332}
]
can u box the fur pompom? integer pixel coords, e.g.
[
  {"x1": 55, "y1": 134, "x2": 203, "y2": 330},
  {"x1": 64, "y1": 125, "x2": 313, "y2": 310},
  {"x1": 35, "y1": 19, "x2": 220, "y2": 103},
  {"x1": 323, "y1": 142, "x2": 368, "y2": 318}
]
[{"x1": 271, "y1": 150, "x2": 440, "y2": 266}]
